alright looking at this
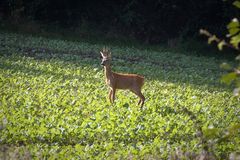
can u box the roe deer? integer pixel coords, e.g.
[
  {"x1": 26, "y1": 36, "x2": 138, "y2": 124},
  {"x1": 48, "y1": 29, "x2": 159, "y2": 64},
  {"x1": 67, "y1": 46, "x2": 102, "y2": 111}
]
[{"x1": 100, "y1": 47, "x2": 145, "y2": 108}]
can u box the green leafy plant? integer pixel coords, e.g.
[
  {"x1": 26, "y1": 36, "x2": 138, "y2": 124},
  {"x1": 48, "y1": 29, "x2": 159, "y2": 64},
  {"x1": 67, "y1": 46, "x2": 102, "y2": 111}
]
[{"x1": 0, "y1": 30, "x2": 239, "y2": 159}]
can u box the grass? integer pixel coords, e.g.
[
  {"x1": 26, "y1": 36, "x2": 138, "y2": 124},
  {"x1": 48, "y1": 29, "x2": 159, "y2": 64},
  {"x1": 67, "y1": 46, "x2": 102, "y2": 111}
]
[{"x1": 0, "y1": 31, "x2": 239, "y2": 159}]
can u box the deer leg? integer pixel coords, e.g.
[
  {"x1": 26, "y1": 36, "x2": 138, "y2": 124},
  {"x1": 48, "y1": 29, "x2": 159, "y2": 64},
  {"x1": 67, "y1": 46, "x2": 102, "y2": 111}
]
[
  {"x1": 131, "y1": 89, "x2": 145, "y2": 108},
  {"x1": 138, "y1": 99, "x2": 141, "y2": 105},
  {"x1": 108, "y1": 90, "x2": 113, "y2": 103},
  {"x1": 138, "y1": 92, "x2": 145, "y2": 108},
  {"x1": 112, "y1": 88, "x2": 116, "y2": 103}
]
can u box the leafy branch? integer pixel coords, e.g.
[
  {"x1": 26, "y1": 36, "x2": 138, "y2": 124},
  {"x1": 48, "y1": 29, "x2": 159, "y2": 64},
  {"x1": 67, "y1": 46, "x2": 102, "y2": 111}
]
[
  {"x1": 198, "y1": 1, "x2": 240, "y2": 159},
  {"x1": 199, "y1": 29, "x2": 238, "y2": 51},
  {"x1": 200, "y1": 13, "x2": 240, "y2": 96}
]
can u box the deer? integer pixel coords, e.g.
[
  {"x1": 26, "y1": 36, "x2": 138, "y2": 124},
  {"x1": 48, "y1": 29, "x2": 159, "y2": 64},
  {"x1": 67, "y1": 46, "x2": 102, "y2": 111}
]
[{"x1": 100, "y1": 47, "x2": 145, "y2": 108}]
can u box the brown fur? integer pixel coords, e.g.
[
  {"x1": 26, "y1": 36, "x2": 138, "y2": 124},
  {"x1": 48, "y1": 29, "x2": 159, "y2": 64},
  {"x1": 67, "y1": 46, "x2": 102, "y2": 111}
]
[{"x1": 100, "y1": 48, "x2": 145, "y2": 108}]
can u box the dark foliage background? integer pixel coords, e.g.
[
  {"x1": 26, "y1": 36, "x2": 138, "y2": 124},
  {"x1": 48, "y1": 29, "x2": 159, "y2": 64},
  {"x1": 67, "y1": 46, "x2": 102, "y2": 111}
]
[{"x1": 0, "y1": 0, "x2": 239, "y2": 43}]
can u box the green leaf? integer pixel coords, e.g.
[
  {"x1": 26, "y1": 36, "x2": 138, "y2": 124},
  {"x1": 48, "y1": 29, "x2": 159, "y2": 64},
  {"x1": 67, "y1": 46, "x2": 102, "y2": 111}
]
[
  {"x1": 227, "y1": 19, "x2": 239, "y2": 29},
  {"x1": 221, "y1": 72, "x2": 237, "y2": 85},
  {"x1": 228, "y1": 123, "x2": 240, "y2": 136},
  {"x1": 220, "y1": 62, "x2": 232, "y2": 70},
  {"x1": 233, "y1": 1, "x2": 240, "y2": 8},
  {"x1": 203, "y1": 126, "x2": 220, "y2": 139},
  {"x1": 218, "y1": 41, "x2": 226, "y2": 50},
  {"x1": 75, "y1": 144, "x2": 83, "y2": 151},
  {"x1": 230, "y1": 33, "x2": 240, "y2": 49},
  {"x1": 228, "y1": 27, "x2": 240, "y2": 37}
]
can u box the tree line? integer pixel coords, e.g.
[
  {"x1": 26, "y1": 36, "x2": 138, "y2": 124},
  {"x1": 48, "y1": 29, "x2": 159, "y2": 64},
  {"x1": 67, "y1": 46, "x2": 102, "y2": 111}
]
[{"x1": 0, "y1": 0, "x2": 239, "y2": 43}]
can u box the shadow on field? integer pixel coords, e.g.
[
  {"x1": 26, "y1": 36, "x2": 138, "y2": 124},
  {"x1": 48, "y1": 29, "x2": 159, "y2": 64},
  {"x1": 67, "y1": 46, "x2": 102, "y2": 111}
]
[
  {"x1": 0, "y1": 61, "x2": 84, "y2": 81},
  {"x1": 0, "y1": 42, "x2": 229, "y2": 91}
]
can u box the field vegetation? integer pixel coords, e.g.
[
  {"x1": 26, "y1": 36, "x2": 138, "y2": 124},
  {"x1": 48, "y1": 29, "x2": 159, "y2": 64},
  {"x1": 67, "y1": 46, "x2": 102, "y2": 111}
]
[{"x1": 0, "y1": 31, "x2": 239, "y2": 159}]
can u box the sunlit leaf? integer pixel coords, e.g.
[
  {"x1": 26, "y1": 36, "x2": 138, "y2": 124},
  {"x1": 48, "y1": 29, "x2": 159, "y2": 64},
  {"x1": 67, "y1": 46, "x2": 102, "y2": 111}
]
[
  {"x1": 233, "y1": 1, "x2": 240, "y2": 8},
  {"x1": 227, "y1": 18, "x2": 239, "y2": 29},
  {"x1": 203, "y1": 126, "x2": 220, "y2": 139},
  {"x1": 221, "y1": 72, "x2": 237, "y2": 85},
  {"x1": 228, "y1": 28, "x2": 240, "y2": 37},
  {"x1": 218, "y1": 40, "x2": 226, "y2": 50},
  {"x1": 228, "y1": 123, "x2": 240, "y2": 135},
  {"x1": 230, "y1": 33, "x2": 240, "y2": 49}
]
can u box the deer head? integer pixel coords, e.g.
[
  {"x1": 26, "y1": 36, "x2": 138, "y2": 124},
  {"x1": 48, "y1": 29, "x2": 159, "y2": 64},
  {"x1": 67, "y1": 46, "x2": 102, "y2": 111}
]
[{"x1": 100, "y1": 47, "x2": 111, "y2": 66}]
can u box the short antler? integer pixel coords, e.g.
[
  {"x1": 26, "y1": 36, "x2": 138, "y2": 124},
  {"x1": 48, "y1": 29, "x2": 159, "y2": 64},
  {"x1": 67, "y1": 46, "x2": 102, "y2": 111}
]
[{"x1": 103, "y1": 46, "x2": 109, "y2": 52}]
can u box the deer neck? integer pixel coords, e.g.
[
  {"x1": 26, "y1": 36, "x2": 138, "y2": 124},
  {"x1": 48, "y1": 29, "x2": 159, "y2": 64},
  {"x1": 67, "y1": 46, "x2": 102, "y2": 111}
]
[{"x1": 104, "y1": 65, "x2": 112, "y2": 80}]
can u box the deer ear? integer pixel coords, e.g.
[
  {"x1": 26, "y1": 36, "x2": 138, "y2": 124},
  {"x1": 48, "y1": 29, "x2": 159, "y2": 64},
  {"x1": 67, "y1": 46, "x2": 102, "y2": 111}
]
[{"x1": 100, "y1": 51, "x2": 104, "y2": 58}]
